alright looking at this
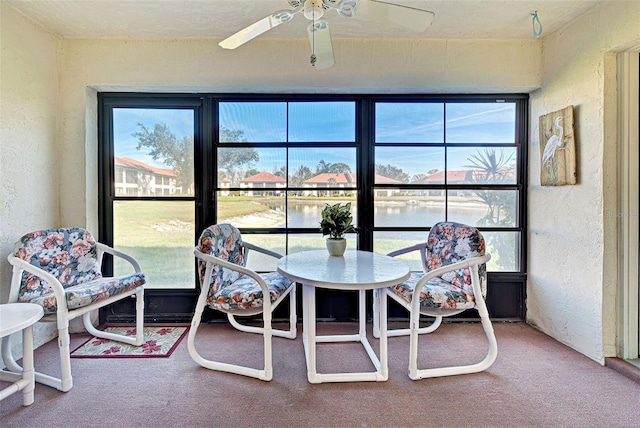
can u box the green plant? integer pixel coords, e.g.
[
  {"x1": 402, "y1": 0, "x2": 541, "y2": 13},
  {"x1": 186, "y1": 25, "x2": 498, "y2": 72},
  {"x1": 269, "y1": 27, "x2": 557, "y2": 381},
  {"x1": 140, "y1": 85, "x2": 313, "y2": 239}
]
[{"x1": 320, "y1": 202, "x2": 356, "y2": 239}]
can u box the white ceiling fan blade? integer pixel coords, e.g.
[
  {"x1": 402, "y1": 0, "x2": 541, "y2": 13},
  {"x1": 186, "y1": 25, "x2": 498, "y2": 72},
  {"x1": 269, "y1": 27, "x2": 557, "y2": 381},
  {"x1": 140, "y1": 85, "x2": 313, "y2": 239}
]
[
  {"x1": 355, "y1": 0, "x2": 435, "y2": 33},
  {"x1": 219, "y1": 9, "x2": 299, "y2": 49},
  {"x1": 308, "y1": 19, "x2": 335, "y2": 70}
]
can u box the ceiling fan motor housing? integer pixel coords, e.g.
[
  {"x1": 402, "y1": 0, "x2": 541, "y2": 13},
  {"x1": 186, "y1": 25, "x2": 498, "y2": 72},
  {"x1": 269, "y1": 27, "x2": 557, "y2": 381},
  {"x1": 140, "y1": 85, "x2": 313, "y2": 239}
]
[{"x1": 303, "y1": 0, "x2": 325, "y2": 20}]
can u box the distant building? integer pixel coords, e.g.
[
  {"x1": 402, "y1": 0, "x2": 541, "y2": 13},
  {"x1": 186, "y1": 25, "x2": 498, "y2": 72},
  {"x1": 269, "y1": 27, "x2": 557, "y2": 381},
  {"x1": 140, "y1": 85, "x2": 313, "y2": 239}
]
[
  {"x1": 219, "y1": 178, "x2": 231, "y2": 196},
  {"x1": 424, "y1": 168, "x2": 515, "y2": 196},
  {"x1": 114, "y1": 157, "x2": 186, "y2": 196},
  {"x1": 302, "y1": 172, "x2": 401, "y2": 196},
  {"x1": 240, "y1": 172, "x2": 286, "y2": 196}
]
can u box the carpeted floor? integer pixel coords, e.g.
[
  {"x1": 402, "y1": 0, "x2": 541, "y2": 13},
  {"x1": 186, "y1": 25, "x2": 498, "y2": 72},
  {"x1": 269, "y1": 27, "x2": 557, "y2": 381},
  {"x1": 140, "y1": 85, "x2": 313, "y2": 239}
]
[{"x1": 1, "y1": 322, "x2": 639, "y2": 428}]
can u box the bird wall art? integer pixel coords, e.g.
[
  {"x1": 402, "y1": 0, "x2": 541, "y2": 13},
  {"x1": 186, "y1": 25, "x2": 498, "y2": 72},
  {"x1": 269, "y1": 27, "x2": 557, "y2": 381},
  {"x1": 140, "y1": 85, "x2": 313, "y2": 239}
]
[{"x1": 539, "y1": 105, "x2": 577, "y2": 186}]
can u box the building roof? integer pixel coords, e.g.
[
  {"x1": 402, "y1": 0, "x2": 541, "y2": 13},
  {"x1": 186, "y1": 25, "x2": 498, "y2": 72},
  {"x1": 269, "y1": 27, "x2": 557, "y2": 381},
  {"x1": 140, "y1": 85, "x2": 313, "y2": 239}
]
[
  {"x1": 304, "y1": 173, "x2": 354, "y2": 184},
  {"x1": 114, "y1": 156, "x2": 176, "y2": 176},
  {"x1": 304, "y1": 172, "x2": 402, "y2": 185},
  {"x1": 425, "y1": 170, "x2": 471, "y2": 183},
  {"x1": 374, "y1": 174, "x2": 403, "y2": 184},
  {"x1": 240, "y1": 172, "x2": 286, "y2": 183}
]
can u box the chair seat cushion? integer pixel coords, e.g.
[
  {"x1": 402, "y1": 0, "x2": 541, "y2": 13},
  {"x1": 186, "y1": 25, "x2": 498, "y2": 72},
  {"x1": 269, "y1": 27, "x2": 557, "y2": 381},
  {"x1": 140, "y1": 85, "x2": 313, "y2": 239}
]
[
  {"x1": 390, "y1": 272, "x2": 475, "y2": 310},
  {"x1": 207, "y1": 272, "x2": 293, "y2": 312},
  {"x1": 19, "y1": 273, "x2": 145, "y2": 314}
]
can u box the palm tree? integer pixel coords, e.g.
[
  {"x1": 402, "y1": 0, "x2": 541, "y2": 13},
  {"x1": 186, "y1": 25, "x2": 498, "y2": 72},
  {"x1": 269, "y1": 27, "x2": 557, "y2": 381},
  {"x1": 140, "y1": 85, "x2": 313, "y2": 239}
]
[
  {"x1": 465, "y1": 148, "x2": 516, "y2": 270},
  {"x1": 411, "y1": 173, "x2": 429, "y2": 184}
]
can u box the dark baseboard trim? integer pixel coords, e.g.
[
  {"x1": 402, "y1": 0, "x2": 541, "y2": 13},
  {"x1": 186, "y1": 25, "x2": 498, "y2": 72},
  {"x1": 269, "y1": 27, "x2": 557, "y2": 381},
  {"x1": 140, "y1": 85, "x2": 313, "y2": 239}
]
[{"x1": 605, "y1": 357, "x2": 640, "y2": 385}]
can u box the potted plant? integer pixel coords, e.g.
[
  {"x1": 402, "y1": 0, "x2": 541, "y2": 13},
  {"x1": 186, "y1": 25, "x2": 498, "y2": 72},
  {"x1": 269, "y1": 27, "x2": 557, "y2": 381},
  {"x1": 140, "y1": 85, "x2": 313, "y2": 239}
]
[{"x1": 320, "y1": 202, "x2": 355, "y2": 256}]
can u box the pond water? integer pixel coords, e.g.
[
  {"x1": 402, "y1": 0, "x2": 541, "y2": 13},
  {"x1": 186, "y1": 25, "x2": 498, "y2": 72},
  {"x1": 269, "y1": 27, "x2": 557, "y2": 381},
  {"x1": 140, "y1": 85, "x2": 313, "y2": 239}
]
[{"x1": 268, "y1": 201, "x2": 487, "y2": 232}]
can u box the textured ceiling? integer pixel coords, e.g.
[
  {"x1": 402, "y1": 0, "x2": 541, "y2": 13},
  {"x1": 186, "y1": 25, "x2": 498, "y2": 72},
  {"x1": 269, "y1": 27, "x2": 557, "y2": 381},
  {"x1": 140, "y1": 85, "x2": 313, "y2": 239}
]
[{"x1": 6, "y1": 0, "x2": 606, "y2": 40}]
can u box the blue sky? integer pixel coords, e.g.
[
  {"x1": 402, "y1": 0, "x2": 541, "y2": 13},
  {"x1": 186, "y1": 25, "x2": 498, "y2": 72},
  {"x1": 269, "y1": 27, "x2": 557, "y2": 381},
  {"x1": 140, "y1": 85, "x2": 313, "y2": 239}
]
[{"x1": 114, "y1": 102, "x2": 516, "y2": 177}]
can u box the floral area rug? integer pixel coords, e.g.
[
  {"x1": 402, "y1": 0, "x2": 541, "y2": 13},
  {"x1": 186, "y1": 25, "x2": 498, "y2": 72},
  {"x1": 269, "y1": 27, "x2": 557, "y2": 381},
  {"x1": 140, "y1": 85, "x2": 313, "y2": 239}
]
[{"x1": 70, "y1": 326, "x2": 188, "y2": 358}]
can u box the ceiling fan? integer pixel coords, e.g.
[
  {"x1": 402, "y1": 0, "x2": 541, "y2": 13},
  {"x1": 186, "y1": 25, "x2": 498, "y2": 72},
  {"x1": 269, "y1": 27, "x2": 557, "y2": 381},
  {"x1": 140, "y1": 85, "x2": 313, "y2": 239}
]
[{"x1": 218, "y1": 0, "x2": 435, "y2": 70}]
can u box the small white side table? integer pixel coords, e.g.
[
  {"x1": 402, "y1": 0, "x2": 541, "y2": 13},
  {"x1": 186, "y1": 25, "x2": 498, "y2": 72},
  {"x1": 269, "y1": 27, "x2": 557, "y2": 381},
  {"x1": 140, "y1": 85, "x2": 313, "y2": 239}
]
[{"x1": 0, "y1": 303, "x2": 44, "y2": 406}]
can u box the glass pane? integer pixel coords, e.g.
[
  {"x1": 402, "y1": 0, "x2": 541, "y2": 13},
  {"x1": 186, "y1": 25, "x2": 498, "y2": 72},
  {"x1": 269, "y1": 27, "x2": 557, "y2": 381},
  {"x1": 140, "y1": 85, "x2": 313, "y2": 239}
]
[
  {"x1": 287, "y1": 192, "x2": 357, "y2": 229},
  {"x1": 219, "y1": 102, "x2": 286, "y2": 142},
  {"x1": 113, "y1": 108, "x2": 194, "y2": 197},
  {"x1": 447, "y1": 190, "x2": 517, "y2": 228},
  {"x1": 289, "y1": 233, "x2": 358, "y2": 253},
  {"x1": 217, "y1": 192, "x2": 286, "y2": 228},
  {"x1": 373, "y1": 232, "x2": 428, "y2": 271},
  {"x1": 374, "y1": 231, "x2": 518, "y2": 272},
  {"x1": 375, "y1": 102, "x2": 444, "y2": 143},
  {"x1": 113, "y1": 201, "x2": 195, "y2": 289},
  {"x1": 446, "y1": 147, "x2": 517, "y2": 184},
  {"x1": 483, "y1": 231, "x2": 519, "y2": 271},
  {"x1": 288, "y1": 102, "x2": 355, "y2": 142},
  {"x1": 446, "y1": 103, "x2": 516, "y2": 143},
  {"x1": 375, "y1": 147, "x2": 444, "y2": 184},
  {"x1": 289, "y1": 148, "x2": 357, "y2": 189},
  {"x1": 218, "y1": 147, "x2": 286, "y2": 187},
  {"x1": 241, "y1": 234, "x2": 286, "y2": 272},
  {"x1": 374, "y1": 191, "x2": 445, "y2": 228}
]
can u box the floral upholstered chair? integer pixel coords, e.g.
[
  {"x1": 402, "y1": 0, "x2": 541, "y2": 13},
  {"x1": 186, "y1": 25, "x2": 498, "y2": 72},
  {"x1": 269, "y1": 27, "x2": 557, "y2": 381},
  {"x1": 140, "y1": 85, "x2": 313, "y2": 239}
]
[
  {"x1": 2, "y1": 228, "x2": 145, "y2": 392},
  {"x1": 188, "y1": 224, "x2": 296, "y2": 381},
  {"x1": 375, "y1": 221, "x2": 497, "y2": 380}
]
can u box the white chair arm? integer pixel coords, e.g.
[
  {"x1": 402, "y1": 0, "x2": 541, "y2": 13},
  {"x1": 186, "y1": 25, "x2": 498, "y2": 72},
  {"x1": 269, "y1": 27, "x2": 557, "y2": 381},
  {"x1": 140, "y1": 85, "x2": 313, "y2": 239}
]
[
  {"x1": 95, "y1": 242, "x2": 143, "y2": 273},
  {"x1": 242, "y1": 241, "x2": 284, "y2": 260},
  {"x1": 6, "y1": 254, "x2": 69, "y2": 311},
  {"x1": 386, "y1": 242, "x2": 428, "y2": 258},
  {"x1": 411, "y1": 253, "x2": 491, "y2": 298}
]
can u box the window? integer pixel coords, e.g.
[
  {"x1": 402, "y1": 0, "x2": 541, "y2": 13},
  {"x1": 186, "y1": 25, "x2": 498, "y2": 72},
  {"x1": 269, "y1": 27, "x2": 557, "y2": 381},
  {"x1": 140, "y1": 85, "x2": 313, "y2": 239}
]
[
  {"x1": 216, "y1": 100, "x2": 357, "y2": 271},
  {"x1": 99, "y1": 94, "x2": 528, "y2": 320},
  {"x1": 372, "y1": 100, "x2": 522, "y2": 273},
  {"x1": 100, "y1": 101, "x2": 199, "y2": 290}
]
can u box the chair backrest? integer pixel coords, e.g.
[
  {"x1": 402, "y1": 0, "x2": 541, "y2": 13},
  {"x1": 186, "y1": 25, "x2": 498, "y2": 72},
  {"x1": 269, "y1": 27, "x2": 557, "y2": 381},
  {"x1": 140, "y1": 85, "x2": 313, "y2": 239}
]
[
  {"x1": 426, "y1": 222, "x2": 487, "y2": 297},
  {"x1": 197, "y1": 224, "x2": 246, "y2": 294},
  {"x1": 13, "y1": 228, "x2": 103, "y2": 300}
]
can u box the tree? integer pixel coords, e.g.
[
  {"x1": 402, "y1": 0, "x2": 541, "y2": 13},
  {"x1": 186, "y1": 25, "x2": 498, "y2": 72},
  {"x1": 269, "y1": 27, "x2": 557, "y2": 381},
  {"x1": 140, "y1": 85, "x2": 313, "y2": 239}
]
[
  {"x1": 411, "y1": 174, "x2": 429, "y2": 184},
  {"x1": 217, "y1": 126, "x2": 259, "y2": 184},
  {"x1": 133, "y1": 124, "x2": 259, "y2": 190},
  {"x1": 291, "y1": 165, "x2": 313, "y2": 188},
  {"x1": 273, "y1": 165, "x2": 286, "y2": 178},
  {"x1": 245, "y1": 169, "x2": 260, "y2": 178},
  {"x1": 328, "y1": 163, "x2": 352, "y2": 173},
  {"x1": 132, "y1": 122, "x2": 194, "y2": 194},
  {"x1": 465, "y1": 148, "x2": 516, "y2": 270},
  {"x1": 375, "y1": 164, "x2": 410, "y2": 183},
  {"x1": 315, "y1": 160, "x2": 352, "y2": 174}
]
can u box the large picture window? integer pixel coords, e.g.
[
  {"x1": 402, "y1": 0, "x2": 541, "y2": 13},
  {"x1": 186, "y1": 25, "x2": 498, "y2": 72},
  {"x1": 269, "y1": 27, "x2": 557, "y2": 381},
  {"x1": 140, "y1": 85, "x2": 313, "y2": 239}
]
[
  {"x1": 99, "y1": 94, "x2": 528, "y2": 321},
  {"x1": 372, "y1": 101, "x2": 522, "y2": 273}
]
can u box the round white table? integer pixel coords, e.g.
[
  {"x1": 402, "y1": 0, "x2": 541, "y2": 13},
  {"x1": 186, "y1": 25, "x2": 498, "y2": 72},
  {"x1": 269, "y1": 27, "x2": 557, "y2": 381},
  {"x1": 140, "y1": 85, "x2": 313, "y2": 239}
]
[
  {"x1": 0, "y1": 303, "x2": 44, "y2": 406},
  {"x1": 277, "y1": 249, "x2": 410, "y2": 383}
]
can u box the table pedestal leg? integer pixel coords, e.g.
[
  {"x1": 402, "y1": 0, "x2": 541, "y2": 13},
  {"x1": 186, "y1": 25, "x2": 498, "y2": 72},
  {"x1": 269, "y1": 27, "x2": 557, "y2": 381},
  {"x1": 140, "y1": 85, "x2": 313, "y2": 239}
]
[
  {"x1": 22, "y1": 325, "x2": 35, "y2": 406},
  {"x1": 302, "y1": 285, "x2": 388, "y2": 383}
]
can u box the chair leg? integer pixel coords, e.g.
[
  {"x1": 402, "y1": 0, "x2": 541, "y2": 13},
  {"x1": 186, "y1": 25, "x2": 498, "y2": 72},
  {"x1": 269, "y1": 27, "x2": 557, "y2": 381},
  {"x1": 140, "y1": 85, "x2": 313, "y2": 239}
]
[
  {"x1": 187, "y1": 288, "x2": 272, "y2": 381},
  {"x1": 374, "y1": 289, "x2": 442, "y2": 338},
  {"x1": 408, "y1": 300, "x2": 498, "y2": 380},
  {"x1": 82, "y1": 288, "x2": 145, "y2": 346},
  {"x1": 56, "y1": 322, "x2": 73, "y2": 392}
]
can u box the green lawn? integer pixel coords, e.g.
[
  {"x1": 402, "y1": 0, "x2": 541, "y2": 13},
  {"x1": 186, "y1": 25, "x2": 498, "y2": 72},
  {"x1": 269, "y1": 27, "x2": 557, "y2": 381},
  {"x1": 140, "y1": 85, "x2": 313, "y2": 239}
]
[{"x1": 112, "y1": 199, "x2": 506, "y2": 288}]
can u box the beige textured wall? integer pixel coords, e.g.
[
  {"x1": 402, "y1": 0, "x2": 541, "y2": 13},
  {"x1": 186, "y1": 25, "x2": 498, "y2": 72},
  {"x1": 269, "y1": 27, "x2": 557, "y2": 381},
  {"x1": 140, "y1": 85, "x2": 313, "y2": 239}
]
[
  {"x1": 0, "y1": 3, "x2": 61, "y2": 347},
  {"x1": 528, "y1": 0, "x2": 640, "y2": 363}
]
